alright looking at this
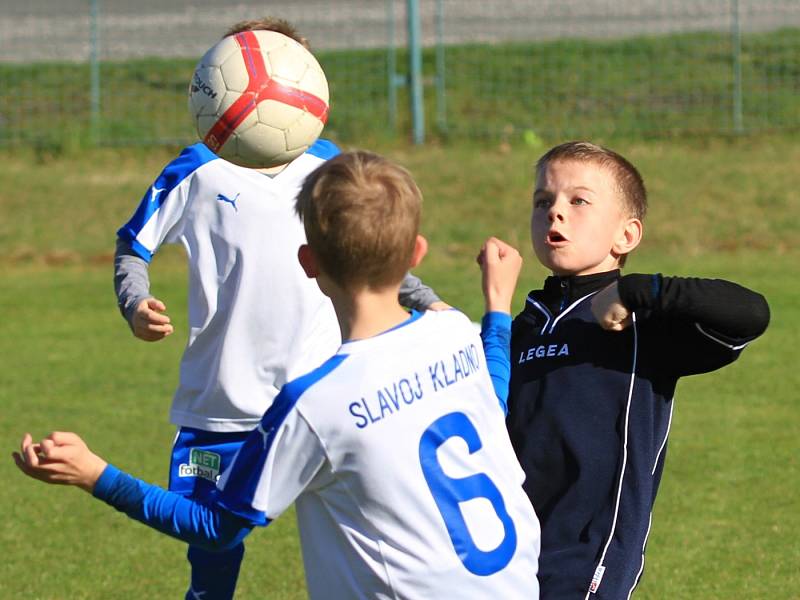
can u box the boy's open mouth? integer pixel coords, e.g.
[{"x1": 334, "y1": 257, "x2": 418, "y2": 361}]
[{"x1": 547, "y1": 231, "x2": 567, "y2": 243}]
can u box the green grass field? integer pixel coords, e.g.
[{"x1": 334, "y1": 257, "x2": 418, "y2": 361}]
[{"x1": 1, "y1": 133, "x2": 798, "y2": 598}]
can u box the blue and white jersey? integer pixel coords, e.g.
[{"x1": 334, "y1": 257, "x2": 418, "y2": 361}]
[
  {"x1": 217, "y1": 309, "x2": 541, "y2": 600},
  {"x1": 117, "y1": 140, "x2": 341, "y2": 432}
]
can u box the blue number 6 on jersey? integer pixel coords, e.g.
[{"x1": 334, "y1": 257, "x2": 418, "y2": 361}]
[{"x1": 419, "y1": 411, "x2": 517, "y2": 576}]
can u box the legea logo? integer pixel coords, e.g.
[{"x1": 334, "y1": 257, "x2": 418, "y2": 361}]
[{"x1": 178, "y1": 448, "x2": 221, "y2": 482}]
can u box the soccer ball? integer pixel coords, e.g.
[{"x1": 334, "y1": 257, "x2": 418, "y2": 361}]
[{"x1": 188, "y1": 30, "x2": 330, "y2": 168}]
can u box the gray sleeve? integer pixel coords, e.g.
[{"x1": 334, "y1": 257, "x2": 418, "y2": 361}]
[
  {"x1": 399, "y1": 272, "x2": 441, "y2": 311},
  {"x1": 114, "y1": 238, "x2": 153, "y2": 329}
]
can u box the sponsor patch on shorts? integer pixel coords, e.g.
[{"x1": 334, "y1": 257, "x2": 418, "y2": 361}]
[{"x1": 178, "y1": 448, "x2": 221, "y2": 482}]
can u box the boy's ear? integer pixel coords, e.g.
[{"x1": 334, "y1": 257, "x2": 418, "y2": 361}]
[
  {"x1": 409, "y1": 235, "x2": 428, "y2": 269},
  {"x1": 297, "y1": 244, "x2": 319, "y2": 279},
  {"x1": 612, "y1": 218, "x2": 643, "y2": 258}
]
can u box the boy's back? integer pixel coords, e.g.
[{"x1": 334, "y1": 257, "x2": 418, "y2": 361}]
[{"x1": 219, "y1": 308, "x2": 541, "y2": 599}]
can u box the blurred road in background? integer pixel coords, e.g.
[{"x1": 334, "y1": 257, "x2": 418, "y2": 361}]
[{"x1": 2, "y1": 0, "x2": 798, "y2": 61}]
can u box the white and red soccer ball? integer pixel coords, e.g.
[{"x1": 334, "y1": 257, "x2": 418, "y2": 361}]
[{"x1": 188, "y1": 30, "x2": 329, "y2": 168}]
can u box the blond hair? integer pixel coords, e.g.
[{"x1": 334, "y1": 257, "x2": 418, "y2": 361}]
[
  {"x1": 536, "y1": 141, "x2": 647, "y2": 221},
  {"x1": 224, "y1": 17, "x2": 310, "y2": 49},
  {"x1": 296, "y1": 151, "x2": 422, "y2": 289}
]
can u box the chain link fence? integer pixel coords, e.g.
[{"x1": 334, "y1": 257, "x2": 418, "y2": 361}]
[
  {"x1": 1, "y1": 0, "x2": 798, "y2": 148},
  {"x1": 432, "y1": 0, "x2": 800, "y2": 140}
]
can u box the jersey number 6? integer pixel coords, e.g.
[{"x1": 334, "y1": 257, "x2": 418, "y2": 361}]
[{"x1": 419, "y1": 411, "x2": 517, "y2": 576}]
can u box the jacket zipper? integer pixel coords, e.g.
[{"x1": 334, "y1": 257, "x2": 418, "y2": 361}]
[{"x1": 559, "y1": 279, "x2": 569, "y2": 313}]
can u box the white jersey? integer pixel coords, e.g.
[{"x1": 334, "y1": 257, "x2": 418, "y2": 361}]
[
  {"x1": 217, "y1": 309, "x2": 541, "y2": 599},
  {"x1": 118, "y1": 140, "x2": 341, "y2": 432}
]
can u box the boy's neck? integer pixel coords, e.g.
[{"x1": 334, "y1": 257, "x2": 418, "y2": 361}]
[{"x1": 328, "y1": 284, "x2": 410, "y2": 342}]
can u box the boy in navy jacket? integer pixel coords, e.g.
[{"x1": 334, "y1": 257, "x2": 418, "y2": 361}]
[{"x1": 505, "y1": 141, "x2": 769, "y2": 598}]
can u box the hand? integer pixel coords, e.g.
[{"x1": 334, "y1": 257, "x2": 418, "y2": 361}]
[
  {"x1": 476, "y1": 237, "x2": 523, "y2": 314},
  {"x1": 427, "y1": 301, "x2": 452, "y2": 311},
  {"x1": 132, "y1": 297, "x2": 173, "y2": 341},
  {"x1": 591, "y1": 282, "x2": 632, "y2": 331},
  {"x1": 13, "y1": 432, "x2": 108, "y2": 493}
]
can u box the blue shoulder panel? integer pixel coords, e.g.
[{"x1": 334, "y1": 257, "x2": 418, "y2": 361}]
[
  {"x1": 217, "y1": 352, "x2": 350, "y2": 524},
  {"x1": 116, "y1": 143, "x2": 218, "y2": 261},
  {"x1": 307, "y1": 138, "x2": 340, "y2": 160}
]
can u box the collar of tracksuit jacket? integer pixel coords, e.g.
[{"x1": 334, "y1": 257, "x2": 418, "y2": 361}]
[{"x1": 529, "y1": 269, "x2": 620, "y2": 316}]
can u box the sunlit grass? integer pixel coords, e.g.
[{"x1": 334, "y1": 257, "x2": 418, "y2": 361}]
[{"x1": 1, "y1": 133, "x2": 797, "y2": 598}]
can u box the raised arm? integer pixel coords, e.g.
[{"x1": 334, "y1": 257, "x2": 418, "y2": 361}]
[
  {"x1": 592, "y1": 273, "x2": 770, "y2": 375},
  {"x1": 477, "y1": 237, "x2": 523, "y2": 414},
  {"x1": 617, "y1": 274, "x2": 769, "y2": 342}
]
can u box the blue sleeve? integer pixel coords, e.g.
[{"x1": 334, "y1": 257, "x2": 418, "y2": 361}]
[
  {"x1": 480, "y1": 312, "x2": 512, "y2": 415},
  {"x1": 92, "y1": 464, "x2": 260, "y2": 552}
]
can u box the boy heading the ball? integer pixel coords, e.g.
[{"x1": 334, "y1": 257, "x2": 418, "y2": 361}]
[
  {"x1": 113, "y1": 17, "x2": 445, "y2": 600},
  {"x1": 485, "y1": 141, "x2": 770, "y2": 598},
  {"x1": 18, "y1": 151, "x2": 541, "y2": 599}
]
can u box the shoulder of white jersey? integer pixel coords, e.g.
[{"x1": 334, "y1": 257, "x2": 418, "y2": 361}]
[
  {"x1": 216, "y1": 353, "x2": 348, "y2": 506},
  {"x1": 423, "y1": 308, "x2": 485, "y2": 345},
  {"x1": 180, "y1": 142, "x2": 220, "y2": 165},
  {"x1": 273, "y1": 138, "x2": 340, "y2": 186},
  {"x1": 116, "y1": 143, "x2": 219, "y2": 260},
  {"x1": 275, "y1": 352, "x2": 350, "y2": 413},
  {"x1": 428, "y1": 306, "x2": 477, "y2": 328},
  {"x1": 306, "y1": 138, "x2": 340, "y2": 161}
]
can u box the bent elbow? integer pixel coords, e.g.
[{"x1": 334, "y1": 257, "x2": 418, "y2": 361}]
[{"x1": 751, "y1": 293, "x2": 770, "y2": 338}]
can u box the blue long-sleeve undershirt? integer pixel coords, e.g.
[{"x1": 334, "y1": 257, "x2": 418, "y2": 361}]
[
  {"x1": 93, "y1": 464, "x2": 257, "y2": 551},
  {"x1": 480, "y1": 311, "x2": 512, "y2": 415}
]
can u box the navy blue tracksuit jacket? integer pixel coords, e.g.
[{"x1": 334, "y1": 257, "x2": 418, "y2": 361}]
[{"x1": 507, "y1": 270, "x2": 769, "y2": 599}]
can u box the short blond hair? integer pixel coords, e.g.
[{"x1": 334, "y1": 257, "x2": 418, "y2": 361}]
[
  {"x1": 536, "y1": 141, "x2": 647, "y2": 221},
  {"x1": 296, "y1": 151, "x2": 422, "y2": 289},
  {"x1": 224, "y1": 17, "x2": 310, "y2": 49}
]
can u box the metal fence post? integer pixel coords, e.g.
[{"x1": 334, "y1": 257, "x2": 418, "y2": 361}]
[
  {"x1": 435, "y1": 0, "x2": 447, "y2": 134},
  {"x1": 731, "y1": 0, "x2": 744, "y2": 133},
  {"x1": 89, "y1": 0, "x2": 101, "y2": 144},
  {"x1": 387, "y1": 0, "x2": 398, "y2": 131},
  {"x1": 407, "y1": 0, "x2": 425, "y2": 144}
]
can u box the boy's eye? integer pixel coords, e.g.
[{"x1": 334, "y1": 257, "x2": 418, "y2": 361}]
[
  {"x1": 533, "y1": 196, "x2": 551, "y2": 209},
  {"x1": 572, "y1": 197, "x2": 589, "y2": 205}
]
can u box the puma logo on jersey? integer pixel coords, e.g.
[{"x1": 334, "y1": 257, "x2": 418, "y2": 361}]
[
  {"x1": 257, "y1": 422, "x2": 275, "y2": 449},
  {"x1": 150, "y1": 186, "x2": 166, "y2": 204},
  {"x1": 518, "y1": 343, "x2": 570, "y2": 364},
  {"x1": 217, "y1": 193, "x2": 240, "y2": 211}
]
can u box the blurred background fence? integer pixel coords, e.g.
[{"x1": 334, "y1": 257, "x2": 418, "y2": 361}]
[{"x1": 1, "y1": 0, "x2": 798, "y2": 148}]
